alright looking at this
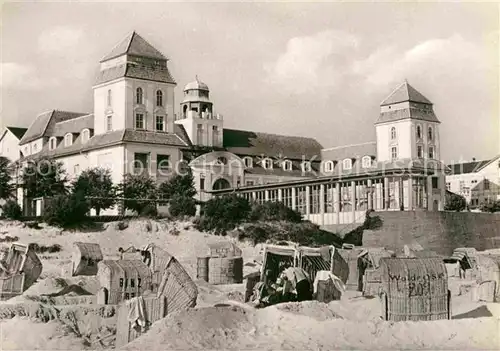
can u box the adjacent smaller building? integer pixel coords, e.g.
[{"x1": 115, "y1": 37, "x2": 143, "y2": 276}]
[
  {"x1": 446, "y1": 156, "x2": 500, "y2": 208},
  {"x1": 0, "y1": 126, "x2": 27, "y2": 163}
]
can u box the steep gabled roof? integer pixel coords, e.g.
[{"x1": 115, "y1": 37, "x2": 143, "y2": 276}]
[
  {"x1": 380, "y1": 81, "x2": 433, "y2": 106},
  {"x1": 19, "y1": 110, "x2": 89, "y2": 145},
  {"x1": 222, "y1": 128, "x2": 323, "y2": 160},
  {"x1": 447, "y1": 159, "x2": 492, "y2": 175},
  {"x1": 100, "y1": 31, "x2": 167, "y2": 62},
  {"x1": 5, "y1": 127, "x2": 27, "y2": 140}
]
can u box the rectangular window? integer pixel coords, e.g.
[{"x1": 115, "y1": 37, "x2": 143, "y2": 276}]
[
  {"x1": 130, "y1": 279, "x2": 135, "y2": 288},
  {"x1": 157, "y1": 154, "x2": 170, "y2": 170},
  {"x1": 119, "y1": 278, "x2": 124, "y2": 288},
  {"x1": 135, "y1": 113, "x2": 145, "y2": 129},
  {"x1": 137, "y1": 278, "x2": 142, "y2": 288},
  {"x1": 73, "y1": 164, "x2": 80, "y2": 174},
  {"x1": 417, "y1": 145, "x2": 423, "y2": 158},
  {"x1": 106, "y1": 116, "x2": 112, "y2": 132},
  {"x1": 197, "y1": 124, "x2": 203, "y2": 144},
  {"x1": 432, "y1": 177, "x2": 439, "y2": 189},
  {"x1": 428, "y1": 146, "x2": 434, "y2": 159},
  {"x1": 200, "y1": 178, "x2": 205, "y2": 190},
  {"x1": 282, "y1": 188, "x2": 293, "y2": 208},
  {"x1": 459, "y1": 181, "x2": 465, "y2": 190},
  {"x1": 246, "y1": 180, "x2": 254, "y2": 186},
  {"x1": 212, "y1": 126, "x2": 219, "y2": 146},
  {"x1": 134, "y1": 153, "x2": 149, "y2": 172},
  {"x1": 309, "y1": 185, "x2": 321, "y2": 214},
  {"x1": 156, "y1": 116, "x2": 164, "y2": 131},
  {"x1": 125, "y1": 293, "x2": 130, "y2": 300},
  {"x1": 484, "y1": 180, "x2": 490, "y2": 190},
  {"x1": 391, "y1": 147, "x2": 397, "y2": 161},
  {"x1": 131, "y1": 293, "x2": 136, "y2": 298},
  {"x1": 296, "y1": 187, "x2": 307, "y2": 214},
  {"x1": 324, "y1": 184, "x2": 334, "y2": 213},
  {"x1": 446, "y1": 182, "x2": 451, "y2": 190}
]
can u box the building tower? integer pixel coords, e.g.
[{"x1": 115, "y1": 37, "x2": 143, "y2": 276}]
[
  {"x1": 93, "y1": 31, "x2": 177, "y2": 136},
  {"x1": 175, "y1": 77, "x2": 223, "y2": 147},
  {"x1": 375, "y1": 80, "x2": 441, "y2": 162}
]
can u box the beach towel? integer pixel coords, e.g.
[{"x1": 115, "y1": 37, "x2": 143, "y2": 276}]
[{"x1": 127, "y1": 296, "x2": 147, "y2": 331}]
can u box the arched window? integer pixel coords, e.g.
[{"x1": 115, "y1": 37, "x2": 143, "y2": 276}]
[
  {"x1": 342, "y1": 158, "x2": 352, "y2": 170},
  {"x1": 282, "y1": 160, "x2": 292, "y2": 171},
  {"x1": 324, "y1": 161, "x2": 334, "y2": 172},
  {"x1": 361, "y1": 156, "x2": 372, "y2": 168},
  {"x1": 156, "y1": 90, "x2": 163, "y2": 107},
  {"x1": 301, "y1": 161, "x2": 311, "y2": 172},
  {"x1": 136, "y1": 87, "x2": 143, "y2": 105},
  {"x1": 243, "y1": 157, "x2": 253, "y2": 168},
  {"x1": 428, "y1": 126, "x2": 433, "y2": 141},
  {"x1": 81, "y1": 129, "x2": 90, "y2": 143},
  {"x1": 390, "y1": 127, "x2": 397, "y2": 140},
  {"x1": 416, "y1": 125, "x2": 422, "y2": 139},
  {"x1": 107, "y1": 89, "x2": 112, "y2": 107},
  {"x1": 49, "y1": 137, "x2": 57, "y2": 150},
  {"x1": 64, "y1": 133, "x2": 73, "y2": 147},
  {"x1": 262, "y1": 158, "x2": 273, "y2": 170}
]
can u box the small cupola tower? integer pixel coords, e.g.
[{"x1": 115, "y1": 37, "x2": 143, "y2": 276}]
[{"x1": 175, "y1": 77, "x2": 223, "y2": 147}]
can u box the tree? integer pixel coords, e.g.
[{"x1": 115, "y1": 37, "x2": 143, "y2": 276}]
[
  {"x1": 72, "y1": 167, "x2": 116, "y2": 215},
  {"x1": 22, "y1": 159, "x2": 68, "y2": 198},
  {"x1": 43, "y1": 192, "x2": 89, "y2": 228},
  {"x1": 480, "y1": 200, "x2": 500, "y2": 213},
  {"x1": 117, "y1": 174, "x2": 157, "y2": 215},
  {"x1": 0, "y1": 156, "x2": 13, "y2": 200},
  {"x1": 158, "y1": 169, "x2": 197, "y2": 202},
  {"x1": 444, "y1": 191, "x2": 467, "y2": 212}
]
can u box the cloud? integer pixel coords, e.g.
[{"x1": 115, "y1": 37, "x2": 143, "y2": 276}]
[
  {"x1": 353, "y1": 35, "x2": 489, "y2": 89},
  {"x1": 38, "y1": 26, "x2": 84, "y2": 56},
  {"x1": 0, "y1": 62, "x2": 59, "y2": 90},
  {"x1": 265, "y1": 30, "x2": 359, "y2": 94}
]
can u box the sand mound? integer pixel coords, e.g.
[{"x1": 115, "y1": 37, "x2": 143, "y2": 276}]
[
  {"x1": 122, "y1": 305, "x2": 255, "y2": 350},
  {"x1": 273, "y1": 300, "x2": 343, "y2": 321}
]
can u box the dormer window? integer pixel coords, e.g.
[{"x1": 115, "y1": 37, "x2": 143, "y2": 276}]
[
  {"x1": 243, "y1": 157, "x2": 253, "y2": 168},
  {"x1": 416, "y1": 125, "x2": 422, "y2": 139},
  {"x1": 390, "y1": 127, "x2": 397, "y2": 140},
  {"x1": 262, "y1": 158, "x2": 273, "y2": 170},
  {"x1": 282, "y1": 160, "x2": 292, "y2": 171},
  {"x1": 136, "y1": 87, "x2": 143, "y2": 105},
  {"x1": 342, "y1": 158, "x2": 352, "y2": 170},
  {"x1": 64, "y1": 133, "x2": 73, "y2": 147},
  {"x1": 324, "y1": 161, "x2": 334, "y2": 172},
  {"x1": 301, "y1": 161, "x2": 312, "y2": 172},
  {"x1": 156, "y1": 90, "x2": 163, "y2": 107},
  {"x1": 428, "y1": 126, "x2": 433, "y2": 141},
  {"x1": 81, "y1": 129, "x2": 90, "y2": 143},
  {"x1": 361, "y1": 156, "x2": 372, "y2": 168},
  {"x1": 49, "y1": 137, "x2": 57, "y2": 150}
]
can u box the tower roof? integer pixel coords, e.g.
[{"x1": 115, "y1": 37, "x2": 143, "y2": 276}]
[
  {"x1": 184, "y1": 76, "x2": 209, "y2": 91},
  {"x1": 100, "y1": 31, "x2": 167, "y2": 62},
  {"x1": 380, "y1": 80, "x2": 432, "y2": 106}
]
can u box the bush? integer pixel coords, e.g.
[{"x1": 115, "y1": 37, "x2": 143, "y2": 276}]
[
  {"x1": 238, "y1": 221, "x2": 342, "y2": 247},
  {"x1": 195, "y1": 194, "x2": 252, "y2": 234},
  {"x1": 29, "y1": 243, "x2": 62, "y2": 254},
  {"x1": 480, "y1": 200, "x2": 500, "y2": 213},
  {"x1": 43, "y1": 193, "x2": 89, "y2": 228},
  {"x1": 1, "y1": 200, "x2": 22, "y2": 220},
  {"x1": 169, "y1": 195, "x2": 196, "y2": 218},
  {"x1": 445, "y1": 191, "x2": 467, "y2": 212},
  {"x1": 249, "y1": 201, "x2": 302, "y2": 223},
  {"x1": 140, "y1": 204, "x2": 158, "y2": 218}
]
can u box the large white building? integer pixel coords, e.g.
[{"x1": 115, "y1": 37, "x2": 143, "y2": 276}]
[{"x1": 12, "y1": 31, "x2": 447, "y2": 222}]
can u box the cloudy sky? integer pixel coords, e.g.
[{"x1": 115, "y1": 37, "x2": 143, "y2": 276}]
[{"x1": 1, "y1": 1, "x2": 498, "y2": 163}]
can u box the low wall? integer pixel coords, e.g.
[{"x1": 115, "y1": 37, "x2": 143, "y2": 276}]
[{"x1": 363, "y1": 211, "x2": 500, "y2": 256}]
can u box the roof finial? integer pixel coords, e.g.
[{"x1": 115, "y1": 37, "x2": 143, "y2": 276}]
[
  {"x1": 195, "y1": 75, "x2": 199, "y2": 82},
  {"x1": 404, "y1": 77, "x2": 408, "y2": 84}
]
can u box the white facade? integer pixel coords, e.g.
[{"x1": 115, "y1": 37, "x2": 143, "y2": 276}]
[{"x1": 0, "y1": 129, "x2": 22, "y2": 162}]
